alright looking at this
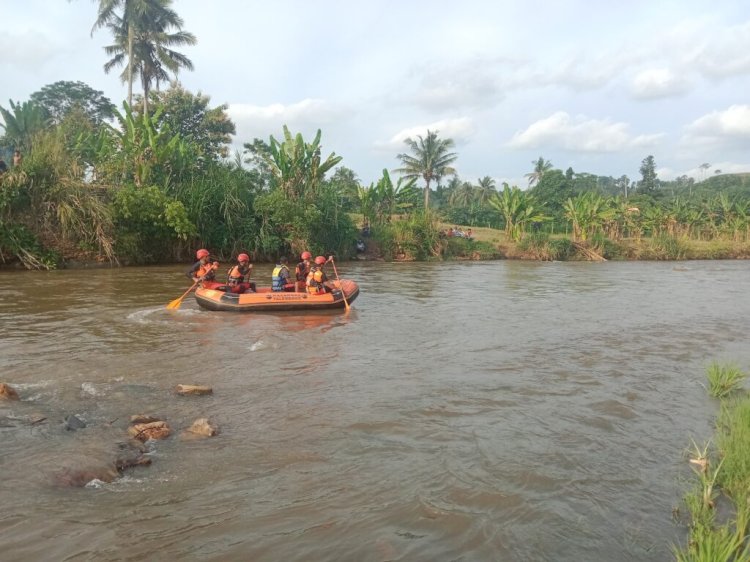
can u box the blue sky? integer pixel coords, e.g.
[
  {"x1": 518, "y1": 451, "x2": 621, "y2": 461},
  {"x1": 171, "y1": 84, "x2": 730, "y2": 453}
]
[{"x1": 3, "y1": 0, "x2": 750, "y2": 187}]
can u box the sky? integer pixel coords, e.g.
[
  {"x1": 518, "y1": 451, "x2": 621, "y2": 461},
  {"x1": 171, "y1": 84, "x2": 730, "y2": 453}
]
[{"x1": 2, "y1": 0, "x2": 750, "y2": 187}]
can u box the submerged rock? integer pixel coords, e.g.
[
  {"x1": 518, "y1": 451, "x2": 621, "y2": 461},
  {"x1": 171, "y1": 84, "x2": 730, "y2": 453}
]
[
  {"x1": 183, "y1": 418, "x2": 220, "y2": 438},
  {"x1": 175, "y1": 384, "x2": 213, "y2": 396},
  {"x1": 0, "y1": 383, "x2": 19, "y2": 401},
  {"x1": 53, "y1": 464, "x2": 119, "y2": 488},
  {"x1": 129, "y1": 414, "x2": 163, "y2": 424},
  {"x1": 63, "y1": 414, "x2": 87, "y2": 431},
  {"x1": 114, "y1": 440, "x2": 152, "y2": 470}
]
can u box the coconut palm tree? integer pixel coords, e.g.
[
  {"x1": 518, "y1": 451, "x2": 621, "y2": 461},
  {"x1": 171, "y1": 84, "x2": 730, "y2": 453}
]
[
  {"x1": 395, "y1": 130, "x2": 457, "y2": 209},
  {"x1": 525, "y1": 157, "x2": 553, "y2": 187},
  {"x1": 102, "y1": 1, "x2": 196, "y2": 114}
]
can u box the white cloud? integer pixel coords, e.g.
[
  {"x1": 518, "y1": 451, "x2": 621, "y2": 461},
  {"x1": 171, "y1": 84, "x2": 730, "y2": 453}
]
[
  {"x1": 375, "y1": 118, "x2": 476, "y2": 151},
  {"x1": 0, "y1": 30, "x2": 60, "y2": 69},
  {"x1": 684, "y1": 105, "x2": 750, "y2": 140},
  {"x1": 507, "y1": 111, "x2": 664, "y2": 152},
  {"x1": 631, "y1": 68, "x2": 690, "y2": 99},
  {"x1": 686, "y1": 21, "x2": 750, "y2": 80},
  {"x1": 228, "y1": 99, "x2": 350, "y2": 142}
]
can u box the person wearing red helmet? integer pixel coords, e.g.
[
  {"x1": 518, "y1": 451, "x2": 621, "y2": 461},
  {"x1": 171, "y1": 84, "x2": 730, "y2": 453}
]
[
  {"x1": 295, "y1": 251, "x2": 312, "y2": 293},
  {"x1": 227, "y1": 253, "x2": 255, "y2": 293},
  {"x1": 187, "y1": 249, "x2": 219, "y2": 283},
  {"x1": 306, "y1": 255, "x2": 331, "y2": 294}
]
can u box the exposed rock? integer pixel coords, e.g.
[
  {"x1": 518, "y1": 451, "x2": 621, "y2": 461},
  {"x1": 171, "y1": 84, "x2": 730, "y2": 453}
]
[
  {"x1": 175, "y1": 384, "x2": 213, "y2": 396},
  {"x1": 0, "y1": 383, "x2": 19, "y2": 401},
  {"x1": 184, "y1": 418, "x2": 220, "y2": 438},
  {"x1": 130, "y1": 414, "x2": 163, "y2": 424},
  {"x1": 63, "y1": 414, "x2": 87, "y2": 431},
  {"x1": 128, "y1": 420, "x2": 171, "y2": 442}
]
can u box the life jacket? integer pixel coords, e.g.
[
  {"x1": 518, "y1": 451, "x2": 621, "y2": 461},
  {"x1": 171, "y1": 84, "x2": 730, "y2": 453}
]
[
  {"x1": 196, "y1": 262, "x2": 216, "y2": 280},
  {"x1": 295, "y1": 260, "x2": 310, "y2": 281},
  {"x1": 271, "y1": 264, "x2": 290, "y2": 291},
  {"x1": 227, "y1": 264, "x2": 250, "y2": 285},
  {"x1": 306, "y1": 266, "x2": 327, "y2": 293}
]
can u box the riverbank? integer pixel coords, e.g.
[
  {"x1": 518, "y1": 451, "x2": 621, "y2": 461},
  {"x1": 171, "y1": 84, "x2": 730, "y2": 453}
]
[{"x1": 674, "y1": 363, "x2": 750, "y2": 560}]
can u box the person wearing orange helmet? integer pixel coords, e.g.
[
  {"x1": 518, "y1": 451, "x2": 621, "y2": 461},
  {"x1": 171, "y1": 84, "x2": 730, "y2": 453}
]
[
  {"x1": 295, "y1": 251, "x2": 312, "y2": 293},
  {"x1": 187, "y1": 249, "x2": 219, "y2": 283},
  {"x1": 227, "y1": 253, "x2": 255, "y2": 293},
  {"x1": 306, "y1": 255, "x2": 331, "y2": 294}
]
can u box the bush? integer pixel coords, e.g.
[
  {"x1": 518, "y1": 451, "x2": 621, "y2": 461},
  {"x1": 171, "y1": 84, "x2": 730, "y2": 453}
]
[{"x1": 646, "y1": 234, "x2": 687, "y2": 260}]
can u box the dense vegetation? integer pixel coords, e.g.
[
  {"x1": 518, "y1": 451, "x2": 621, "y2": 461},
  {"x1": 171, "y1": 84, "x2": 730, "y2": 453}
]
[{"x1": 1, "y1": 0, "x2": 749, "y2": 268}]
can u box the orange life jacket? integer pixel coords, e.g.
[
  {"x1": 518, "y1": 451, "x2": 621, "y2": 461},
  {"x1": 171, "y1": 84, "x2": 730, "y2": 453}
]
[
  {"x1": 306, "y1": 267, "x2": 327, "y2": 293},
  {"x1": 197, "y1": 262, "x2": 216, "y2": 280},
  {"x1": 227, "y1": 264, "x2": 250, "y2": 285}
]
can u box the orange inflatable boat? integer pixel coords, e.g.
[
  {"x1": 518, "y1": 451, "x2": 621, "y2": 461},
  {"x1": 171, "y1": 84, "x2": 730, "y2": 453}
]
[{"x1": 194, "y1": 280, "x2": 360, "y2": 312}]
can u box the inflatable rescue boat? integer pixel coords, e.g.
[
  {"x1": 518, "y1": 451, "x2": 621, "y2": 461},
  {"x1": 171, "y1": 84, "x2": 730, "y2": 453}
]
[{"x1": 194, "y1": 280, "x2": 359, "y2": 312}]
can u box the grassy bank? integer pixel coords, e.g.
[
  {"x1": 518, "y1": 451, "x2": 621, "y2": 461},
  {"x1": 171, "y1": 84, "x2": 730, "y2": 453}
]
[{"x1": 674, "y1": 363, "x2": 750, "y2": 561}]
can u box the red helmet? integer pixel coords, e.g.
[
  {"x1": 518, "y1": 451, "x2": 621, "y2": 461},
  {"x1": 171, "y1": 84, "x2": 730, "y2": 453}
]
[
  {"x1": 238, "y1": 253, "x2": 249, "y2": 263},
  {"x1": 314, "y1": 255, "x2": 326, "y2": 265},
  {"x1": 196, "y1": 249, "x2": 209, "y2": 260},
  {"x1": 301, "y1": 251, "x2": 312, "y2": 260}
]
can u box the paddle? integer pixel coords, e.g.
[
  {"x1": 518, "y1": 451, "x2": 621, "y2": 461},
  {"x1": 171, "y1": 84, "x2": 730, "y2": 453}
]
[
  {"x1": 166, "y1": 279, "x2": 200, "y2": 310},
  {"x1": 328, "y1": 256, "x2": 350, "y2": 313}
]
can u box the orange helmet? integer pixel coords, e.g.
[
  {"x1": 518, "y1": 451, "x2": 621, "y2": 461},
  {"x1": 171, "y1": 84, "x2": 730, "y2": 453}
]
[
  {"x1": 301, "y1": 251, "x2": 312, "y2": 260},
  {"x1": 196, "y1": 249, "x2": 209, "y2": 260},
  {"x1": 238, "y1": 253, "x2": 249, "y2": 263},
  {"x1": 314, "y1": 255, "x2": 326, "y2": 265}
]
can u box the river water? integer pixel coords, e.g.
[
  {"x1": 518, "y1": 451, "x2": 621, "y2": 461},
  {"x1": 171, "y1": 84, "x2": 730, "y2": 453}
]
[{"x1": 1, "y1": 260, "x2": 749, "y2": 561}]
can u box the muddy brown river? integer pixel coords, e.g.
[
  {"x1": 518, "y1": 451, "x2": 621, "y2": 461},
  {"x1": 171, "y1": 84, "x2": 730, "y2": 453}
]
[{"x1": 1, "y1": 260, "x2": 749, "y2": 561}]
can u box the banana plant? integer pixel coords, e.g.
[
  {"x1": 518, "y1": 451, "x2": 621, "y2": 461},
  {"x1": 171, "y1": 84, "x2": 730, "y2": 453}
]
[
  {"x1": 266, "y1": 125, "x2": 342, "y2": 201},
  {"x1": 489, "y1": 185, "x2": 546, "y2": 241}
]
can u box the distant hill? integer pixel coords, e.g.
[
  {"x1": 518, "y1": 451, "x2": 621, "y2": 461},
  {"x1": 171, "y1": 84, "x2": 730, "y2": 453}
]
[{"x1": 670, "y1": 172, "x2": 750, "y2": 200}]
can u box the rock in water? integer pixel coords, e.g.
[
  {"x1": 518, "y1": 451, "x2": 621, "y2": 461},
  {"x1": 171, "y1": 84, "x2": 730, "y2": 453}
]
[
  {"x1": 130, "y1": 414, "x2": 163, "y2": 424},
  {"x1": 63, "y1": 414, "x2": 87, "y2": 431},
  {"x1": 185, "y1": 418, "x2": 220, "y2": 437},
  {"x1": 175, "y1": 384, "x2": 213, "y2": 396},
  {"x1": 0, "y1": 383, "x2": 19, "y2": 401},
  {"x1": 128, "y1": 421, "x2": 171, "y2": 442}
]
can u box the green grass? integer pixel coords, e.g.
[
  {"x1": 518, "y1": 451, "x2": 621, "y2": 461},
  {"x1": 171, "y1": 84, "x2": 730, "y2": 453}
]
[{"x1": 706, "y1": 362, "x2": 747, "y2": 399}]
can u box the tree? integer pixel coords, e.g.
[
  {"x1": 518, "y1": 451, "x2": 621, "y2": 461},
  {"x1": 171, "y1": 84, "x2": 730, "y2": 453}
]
[
  {"x1": 147, "y1": 83, "x2": 234, "y2": 161},
  {"x1": 529, "y1": 169, "x2": 574, "y2": 218},
  {"x1": 489, "y1": 185, "x2": 546, "y2": 241},
  {"x1": 637, "y1": 155, "x2": 658, "y2": 194},
  {"x1": 0, "y1": 100, "x2": 49, "y2": 152},
  {"x1": 525, "y1": 156, "x2": 553, "y2": 187},
  {"x1": 699, "y1": 162, "x2": 711, "y2": 181},
  {"x1": 97, "y1": 0, "x2": 196, "y2": 113},
  {"x1": 326, "y1": 166, "x2": 360, "y2": 212},
  {"x1": 266, "y1": 125, "x2": 342, "y2": 201},
  {"x1": 394, "y1": 129, "x2": 457, "y2": 209},
  {"x1": 30, "y1": 81, "x2": 115, "y2": 125}
]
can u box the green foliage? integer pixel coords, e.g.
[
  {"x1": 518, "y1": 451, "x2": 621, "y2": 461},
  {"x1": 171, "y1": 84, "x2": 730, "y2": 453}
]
[
  {"x1": 646, "y1": 233, "x2": 687, "y2": 260},
  {"x1": 395, "y1": 129, "x2": 458, "y2": 209},
  {"x1": 489, "y1": 185, "x2": 546, "y2": 241},
  {"x1": 372, "y1": 211, "x2": 441, "y2": 260},
  {"x1": 707, "y1": 362, "x2": 747, "y2": 399},
  {"x1": 518, "y1": 232, "x2": 573, "y2": 261},
  {"x1": 0, "y1": 99, "x2": 50, "y2": 152},
  {"x1": 29, "y1": 81, "x2": 115, "y2": 125},
  {"x1": 112, "y1": 184, "x2": 195, "y2": 262},
  {"x1": 147, "y1": 84, "x2": 235, "y2": 161},
  {"x1": 267, "y1": 125, "x2": 342, "y2": 201}
]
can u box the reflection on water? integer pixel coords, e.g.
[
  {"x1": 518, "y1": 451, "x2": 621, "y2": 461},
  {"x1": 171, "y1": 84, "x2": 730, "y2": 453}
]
[{"x1": 1, "y1": 260, "x2": 749, "y2": 560}]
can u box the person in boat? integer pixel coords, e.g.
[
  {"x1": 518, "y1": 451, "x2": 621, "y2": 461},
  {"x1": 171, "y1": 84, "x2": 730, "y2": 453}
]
[
  {"x1": 306, "y1": 255, "x2": 332, "y2": 295},
  {"x1": 187, "y1": 249, "x2": 219, "y2": 284},
  {"x1": 295, "y1": 251, "x2": 312, "y2": 292},
  {"x1": 271, "y1": 256, "x2": 292, "y2": 292},
  {"x1": 227, "y1": 253, "x2": 255, "y2": 293}
]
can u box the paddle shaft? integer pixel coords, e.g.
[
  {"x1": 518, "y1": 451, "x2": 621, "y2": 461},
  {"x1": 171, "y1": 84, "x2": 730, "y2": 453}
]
[{"x1": 328, "y1": 257, "x2": 350, "y2": 313}]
